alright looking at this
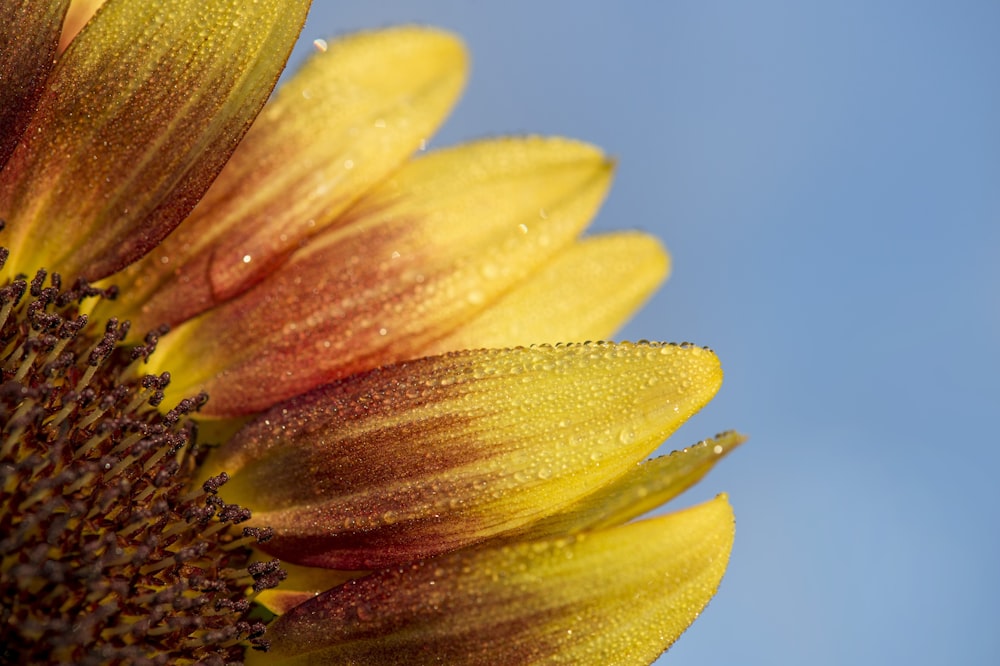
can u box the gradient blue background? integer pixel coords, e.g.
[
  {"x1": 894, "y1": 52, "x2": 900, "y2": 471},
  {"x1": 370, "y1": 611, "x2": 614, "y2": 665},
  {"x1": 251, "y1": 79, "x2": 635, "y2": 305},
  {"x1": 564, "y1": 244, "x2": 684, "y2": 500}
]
[{"x1": 292, "y1": 3, "x2": 1000, "y2": 665}]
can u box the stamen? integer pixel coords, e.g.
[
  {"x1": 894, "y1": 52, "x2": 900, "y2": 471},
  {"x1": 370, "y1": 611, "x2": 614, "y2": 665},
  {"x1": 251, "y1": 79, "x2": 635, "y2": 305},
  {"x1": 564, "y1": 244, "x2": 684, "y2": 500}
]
[{"x1": 0, "y1": 262, "x2": 283, "y2": 663}]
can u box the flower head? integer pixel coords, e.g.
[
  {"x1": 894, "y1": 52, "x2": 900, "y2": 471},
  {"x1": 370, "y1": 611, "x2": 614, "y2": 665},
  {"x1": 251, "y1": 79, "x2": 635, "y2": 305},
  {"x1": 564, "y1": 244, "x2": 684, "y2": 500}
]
[{"x1": 0, "y1": 1, "x2": 742, "y2": 663}]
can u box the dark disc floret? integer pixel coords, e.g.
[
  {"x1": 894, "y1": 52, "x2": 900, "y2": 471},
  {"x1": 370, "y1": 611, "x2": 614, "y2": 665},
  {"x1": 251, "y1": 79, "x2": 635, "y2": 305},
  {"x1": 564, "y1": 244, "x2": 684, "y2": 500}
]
[{"x1": 0, "y1": 248, "x2": 284, "y2": 665}]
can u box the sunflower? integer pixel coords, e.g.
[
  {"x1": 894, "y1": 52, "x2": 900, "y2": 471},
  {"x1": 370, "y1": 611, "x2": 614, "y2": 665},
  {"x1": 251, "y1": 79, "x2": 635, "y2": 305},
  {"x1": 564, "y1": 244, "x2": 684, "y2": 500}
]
[{"x1": 0, "y1": 1, "x2": 741, "y2": 664}]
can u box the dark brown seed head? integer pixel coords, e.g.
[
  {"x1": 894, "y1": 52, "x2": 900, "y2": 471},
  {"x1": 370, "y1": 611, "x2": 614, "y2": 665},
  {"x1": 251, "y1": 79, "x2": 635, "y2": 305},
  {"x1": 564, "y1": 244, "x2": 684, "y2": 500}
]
[{"x1": 0, "y1": 259, "x2": 283, "y2": 665}]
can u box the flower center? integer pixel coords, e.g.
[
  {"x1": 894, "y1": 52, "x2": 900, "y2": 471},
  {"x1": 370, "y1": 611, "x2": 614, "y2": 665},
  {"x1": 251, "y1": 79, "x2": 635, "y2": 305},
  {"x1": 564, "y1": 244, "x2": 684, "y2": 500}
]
[{"x1": 0, "y1": 248, "x2": 283, "y2": 663}]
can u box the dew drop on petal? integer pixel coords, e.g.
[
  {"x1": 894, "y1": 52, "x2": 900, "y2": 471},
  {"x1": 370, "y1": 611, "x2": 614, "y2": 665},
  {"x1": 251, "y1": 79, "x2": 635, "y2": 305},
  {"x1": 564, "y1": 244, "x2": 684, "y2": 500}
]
[{"x1": 618, "y1": 428, "x2": 636, "y2": 444}]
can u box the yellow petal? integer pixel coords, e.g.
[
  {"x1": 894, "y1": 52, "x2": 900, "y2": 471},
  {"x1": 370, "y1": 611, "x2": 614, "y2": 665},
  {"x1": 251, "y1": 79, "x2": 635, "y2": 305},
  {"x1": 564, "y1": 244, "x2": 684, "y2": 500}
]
[
  {"x1": 0, "y1": 0, "x2": 310, "y2": 281},
  {"x1": 156, "y1": 137, "x2": 613, "y2": 416},
  {"x1": 111, "y1": 27, "x2": 469, "y2": 330},
  {"x1": 205, "y1": 342, "x2": 722, "y2": 569},
  {"x1": 427, "y1": 232, "x2": 670, "y2": 352},
  {"x1": 0, "y1": 0, "x2": 69, "y2": 168},
  {"x1": 512, "y1": 431, "x2": 745, "y2": 539},
  {"x1": 253, "y1": 495, "x2": 735, "y2": 666}
]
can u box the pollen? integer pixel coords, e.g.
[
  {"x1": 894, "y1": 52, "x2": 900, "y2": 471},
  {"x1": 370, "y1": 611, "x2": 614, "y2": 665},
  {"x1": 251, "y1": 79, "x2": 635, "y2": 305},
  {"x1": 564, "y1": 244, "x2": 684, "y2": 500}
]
[{"x1": 0, "y1": 248, "x2": 284, "y2": 664}]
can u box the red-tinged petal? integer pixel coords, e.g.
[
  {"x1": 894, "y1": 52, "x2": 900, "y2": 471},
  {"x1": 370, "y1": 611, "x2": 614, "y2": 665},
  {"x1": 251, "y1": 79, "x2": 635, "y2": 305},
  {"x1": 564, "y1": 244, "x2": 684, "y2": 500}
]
[
  {"x1": 0, "y1": 0, "x2": 69, "y2": 169},
  {"x1": 156, "y1": 137, "x2": 613, "y2": 416},
  {"x1": 0, "y1": 0, "x2": 310, "y2": 281},
  {"x1": 427, "y1": 232, "x2": 670, "y2": 352},
  {"x1": 202, "y1": 342, "x2": 722, "y2": 569},
  {"x1": 251, "y1": 495, "x2": 735, "y2": 666},
  {"x1": 112, "y1": 27, "x2": 469, "y2": 330}
]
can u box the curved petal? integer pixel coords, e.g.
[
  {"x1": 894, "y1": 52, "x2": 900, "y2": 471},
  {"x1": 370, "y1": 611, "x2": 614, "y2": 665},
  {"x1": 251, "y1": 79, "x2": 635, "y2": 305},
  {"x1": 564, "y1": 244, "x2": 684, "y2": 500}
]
[
  {"x1": 203, "y1": 341, "x2": 723, "y2": 569},
  {"x1": 252, "y1": 495, "x2": 735, "y2": 666},
  {"x1": 509, "y1": 430, "x2": 745, "y2": 539},
  {"x1": 112, "y1": 27, "x2": 469, "y2": 330},
  {"x1": 0, "y1": 0, "x2": 69, "y2": 169},
  {"x1": 426, "y1": 232, "x2": 670, "y2": 352},
  {"x1": 156, "y1": 137, "x2": 613, "y2": 416},
  {"x1": 57, "y1": 0, "x2": 103, "y2": 52},
  {"x1": 0, "y1": 0, "x2": 310, "y2": 281}
]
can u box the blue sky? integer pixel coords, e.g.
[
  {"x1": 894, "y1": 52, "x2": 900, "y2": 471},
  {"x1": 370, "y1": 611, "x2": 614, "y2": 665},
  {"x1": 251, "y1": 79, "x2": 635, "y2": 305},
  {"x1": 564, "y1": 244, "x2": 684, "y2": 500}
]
[{"x1": 291, "y1": 3, "x2": 1000, "y2": 664}]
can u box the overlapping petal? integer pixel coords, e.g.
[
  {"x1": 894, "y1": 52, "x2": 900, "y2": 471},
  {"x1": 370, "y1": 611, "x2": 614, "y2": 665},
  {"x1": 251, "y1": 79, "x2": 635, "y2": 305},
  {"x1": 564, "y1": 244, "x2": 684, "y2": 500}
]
[
  {"x1": 256, "y1": 562, "x2": 369, "y2": 616},
  {"x1": 250, "y1": 432, "x2": 743, "y2": 618},
  {"x1": 202, "y1": 341, "x2": 722, "y2": 569},
  {"x1": 252, "y1": 495, "x2": 735, "y2": 666},
  {"x1": 0, "y1": 1, "x2": 69, "y2": 169},
  {"x1": 0, "y1": 0, "x2": 310, "y2": 281},
  {"x1": 111, "y1": 27, "x2": 469, "y2": 330},
  {"x1": 155, "y1": 137, "x2": 613, "y2": 416},
  {"x1": 426, "y1": 232, "x2": 669, "y2": 351},
  {"x1": 57, "y1": 0, "x2": 104, "y2": 52},
  {"x1": 509, "y1": 430, "x2": 745, "y2": 539}
]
